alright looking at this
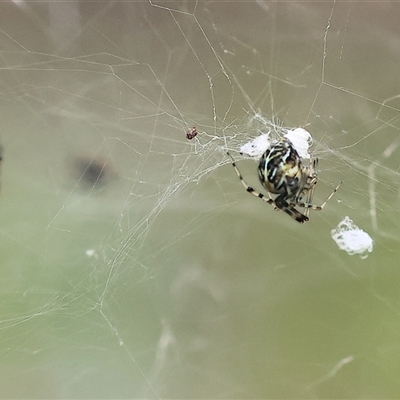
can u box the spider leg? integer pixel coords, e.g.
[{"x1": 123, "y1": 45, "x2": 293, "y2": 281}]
[
  {"x1": 275, "y1": 195, "x2": 309, "y2": 223},
  {"x1": 302, "y1": 158, "x2": 318, "y2": 218},
  {"x1": 227, "y1": 152, "x2": 275, "y2": 207},
  {"x1": 303, "y1": 176, "x2": 317, "y2": 218},
  {"x1": 298, "y1": 180, "x2": 343, "y2": 211},
  {"x1": 227, "y1": 152, "x2": 308, "y2": 223}
]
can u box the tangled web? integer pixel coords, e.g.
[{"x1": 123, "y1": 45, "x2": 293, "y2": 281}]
[{"x1": 1, "y1": 1, "x2": 400, "y2": 398}]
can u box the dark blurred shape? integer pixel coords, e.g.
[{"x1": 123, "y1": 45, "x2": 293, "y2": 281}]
[{"x1": 71, "y1": 156, "x2": 115, "y2": 188}]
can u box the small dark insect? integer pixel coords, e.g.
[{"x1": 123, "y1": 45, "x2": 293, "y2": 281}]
[{"x1": 186, "y1": 127, "x2": 198, "y2": 140}]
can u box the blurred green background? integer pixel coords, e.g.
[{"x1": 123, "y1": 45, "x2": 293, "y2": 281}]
[{"x1": 0, "y1": 1, "x2": 399, "y2": 398}]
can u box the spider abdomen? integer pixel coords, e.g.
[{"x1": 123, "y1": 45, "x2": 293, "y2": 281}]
[{"x1": 258, "y1": 139, "x2": 304, "y2": 198}]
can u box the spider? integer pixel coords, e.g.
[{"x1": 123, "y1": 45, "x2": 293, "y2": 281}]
[{"x1": 227, "y1": 138, "x2": 342, "y2": 223}]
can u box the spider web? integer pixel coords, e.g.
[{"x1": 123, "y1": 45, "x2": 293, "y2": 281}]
[{"x1": 0, "y1": 1, "x2": 400, "y2": 398}]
